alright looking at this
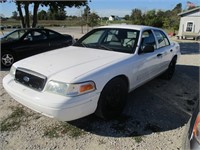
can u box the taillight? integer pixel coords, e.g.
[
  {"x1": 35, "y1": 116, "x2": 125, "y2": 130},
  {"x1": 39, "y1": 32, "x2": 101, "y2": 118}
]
[{"x1": 193, "y1": 114, "x2": 200, "y2": 143}]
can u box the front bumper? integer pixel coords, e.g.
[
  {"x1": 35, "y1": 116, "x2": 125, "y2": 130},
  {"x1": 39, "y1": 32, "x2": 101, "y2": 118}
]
[{"x1": 3, "y1": 74, "x2": 100, "y2": 121}]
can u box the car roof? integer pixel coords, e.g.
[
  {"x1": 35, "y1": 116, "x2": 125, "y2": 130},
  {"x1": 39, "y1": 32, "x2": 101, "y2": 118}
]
[
  {"x1": 96, "y1": 24, "x2": 162, "y2": 31},
  {"x1": 11, "y1": 28, "x2": 64, "y2": 34},
  {"x1": 13, "y1": 28, "x2": 46, "y2": 31}
]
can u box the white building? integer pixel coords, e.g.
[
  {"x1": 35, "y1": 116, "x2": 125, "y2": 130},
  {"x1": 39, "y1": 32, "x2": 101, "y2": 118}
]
[
  {"x1": 108, "y1": 15, "x2": 121, "y2": 21},
  {"x1": 177, "y1": 7, "x2": 200, "y2": 40}
]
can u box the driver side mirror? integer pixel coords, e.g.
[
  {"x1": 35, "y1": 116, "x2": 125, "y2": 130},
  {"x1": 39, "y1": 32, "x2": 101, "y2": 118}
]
[{"x1": 143, "y1": 45, "x2": 154, "y2": 53}]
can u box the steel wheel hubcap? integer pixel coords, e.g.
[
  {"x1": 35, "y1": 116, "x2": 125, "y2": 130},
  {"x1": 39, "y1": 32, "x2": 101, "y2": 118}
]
[{"x1": 2, "y1": 54, "x2": 14, "y2": 66}]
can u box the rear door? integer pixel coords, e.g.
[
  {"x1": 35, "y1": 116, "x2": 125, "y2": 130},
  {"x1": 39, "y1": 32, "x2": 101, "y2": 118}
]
[
  {"x1": 153, "y1": 30, "x2": 173, "y2": 73},
  {"x1": 47, "y1": 30, "x2": 72, "y2": 49}
]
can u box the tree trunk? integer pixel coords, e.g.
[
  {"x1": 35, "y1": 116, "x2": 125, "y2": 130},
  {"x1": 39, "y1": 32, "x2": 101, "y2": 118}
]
[
  {"x1": 24, "y1": 2, "x2": 30, "y2": 28},
  {"x1": 32, "y1": 2, "x2": 39, "y2": 28},
  {"x1": 16, "y1": 1, "x2": 25, "y2": 28}
]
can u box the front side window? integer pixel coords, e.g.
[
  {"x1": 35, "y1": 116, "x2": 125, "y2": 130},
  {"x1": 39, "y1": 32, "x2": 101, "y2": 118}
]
[
  {"x1": 74, "y1": 28, "x2": 140, "y2": 54},
  {"x1": 186, "y1": 22, "x2": 193, "y2": 32},
  {"x1": 154, "y1": 30, "x2": 170, "y2": 48},
  {"x1": 24, "y1": 31, "x2": 47, "y2": 41},
  {"x1": 139, "y1": 30, "x2": 156, "y2": 53}
]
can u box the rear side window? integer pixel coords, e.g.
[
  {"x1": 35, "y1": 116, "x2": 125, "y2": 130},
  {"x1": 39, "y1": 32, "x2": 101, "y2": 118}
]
[
  {"x1": 154, "y1": 30, "x2": 170, "y2": 48},
  {"x1": 48, "y1": 31, "x2": 61, "y2": 39},
  {"x1": 25, "y1": 30, "x2": 47, "y2": 41}
]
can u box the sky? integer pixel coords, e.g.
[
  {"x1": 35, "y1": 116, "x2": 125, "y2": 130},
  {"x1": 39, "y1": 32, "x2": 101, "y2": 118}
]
[{"x1": 0, "y1": 0, "x2": 199, "y2": 18}]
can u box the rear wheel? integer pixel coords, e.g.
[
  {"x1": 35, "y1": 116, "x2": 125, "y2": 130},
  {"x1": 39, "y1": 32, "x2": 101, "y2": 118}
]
[
  {"x1": 1, "y1": 52, "x2": 15, "y2": 68},
  {"x1": 95, "y1": 78, "x2": 128, "y2": 120}
]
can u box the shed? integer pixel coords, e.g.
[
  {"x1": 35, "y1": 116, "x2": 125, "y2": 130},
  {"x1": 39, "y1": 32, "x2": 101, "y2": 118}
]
[
  {"x1": 108, "y1": 15, "x2": 121, "y2": 21},
  {"x1": 177, "y1": 7, "x2": 200, "y2": 40}
]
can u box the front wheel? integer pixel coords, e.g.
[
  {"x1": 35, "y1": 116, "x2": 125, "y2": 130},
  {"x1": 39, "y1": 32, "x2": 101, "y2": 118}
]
[
  {"x1": 1, "y1": 53, "x2": 15, "y2": 68},
  {"x1": 95, "y1": 78, "x2": 128, "y2": 120}
]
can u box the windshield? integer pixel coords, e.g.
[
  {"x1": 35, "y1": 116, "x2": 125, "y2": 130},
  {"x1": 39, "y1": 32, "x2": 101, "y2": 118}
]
[
  {"x1": 2, "y1": 30, "x2": 27, "y2": 41},
  {"x1": 74, "y1": 28, "x2": 140, "y2": 54}
]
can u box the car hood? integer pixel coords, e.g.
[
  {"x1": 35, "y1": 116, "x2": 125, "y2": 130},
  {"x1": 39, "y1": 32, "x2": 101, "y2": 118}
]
[{"x1": 14, "y1": 46, "x2": 130, "y2": 82}]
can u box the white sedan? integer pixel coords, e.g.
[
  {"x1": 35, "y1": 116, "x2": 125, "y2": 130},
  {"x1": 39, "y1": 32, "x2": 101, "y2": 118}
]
[{"x1": 3, "y1": 25, "x2": 180, "y2": 121}]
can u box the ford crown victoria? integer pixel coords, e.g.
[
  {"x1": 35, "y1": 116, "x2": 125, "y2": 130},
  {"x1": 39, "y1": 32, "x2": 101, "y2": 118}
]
[{"x1": 3, "y1": 25, "x2": 180, "y2": 121}]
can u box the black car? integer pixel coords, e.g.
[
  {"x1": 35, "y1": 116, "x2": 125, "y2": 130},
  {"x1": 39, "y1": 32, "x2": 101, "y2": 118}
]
[{"x1": 1, "y1": 28, "x2": 73, "y2": 68}]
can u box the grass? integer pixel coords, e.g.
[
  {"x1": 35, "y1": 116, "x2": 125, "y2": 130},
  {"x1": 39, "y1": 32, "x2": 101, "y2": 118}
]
[
  {"x1": 1, "y1": 19, "x2": 86, "y2": 27},
  {"x1": 0, "y1": 107, "x2": 27, "y2": 131},
  {"x1": 133, "y1": 136, "x2": 143, "y2": 143},
  {"x1": 43, "y1": 122, "x2": 86, "y2": 139},
  {"x1": 1, "y1": 19, "x2": 178, "y2": 35},
  {"x1": 98, "y1": 139, "x2": 106, "y2": 145},
  {"x1": 43, "y1": 126, "x2": 60, "y2": 138}
]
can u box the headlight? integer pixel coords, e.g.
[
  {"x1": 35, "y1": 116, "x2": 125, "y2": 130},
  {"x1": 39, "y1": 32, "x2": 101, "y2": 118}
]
[
  {"x1": 46, "y1": 80, "x2": 96, "y2": 97},
  {"x1": 9, "y1": 65, "x2": 16, "y2": 77}
]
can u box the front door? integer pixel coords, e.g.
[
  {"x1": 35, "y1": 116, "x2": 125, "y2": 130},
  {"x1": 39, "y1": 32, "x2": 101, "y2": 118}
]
[
  {"x1": 15, "y1": 30, "x2": 49, "y2": 59},
  {"x1": 133, "y1": 30, "x2": 159, "y2": 87}
]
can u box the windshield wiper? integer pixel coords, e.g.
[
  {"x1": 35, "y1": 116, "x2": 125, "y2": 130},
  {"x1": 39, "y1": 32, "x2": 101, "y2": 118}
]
[{"x1": 98, "y1": 44, "x2": 113, "y2": 51}]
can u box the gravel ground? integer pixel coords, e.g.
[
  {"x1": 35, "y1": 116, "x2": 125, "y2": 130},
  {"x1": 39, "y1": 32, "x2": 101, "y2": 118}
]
[{"x1": 0, "y1": 28, "x2": 199, "y2": 150}]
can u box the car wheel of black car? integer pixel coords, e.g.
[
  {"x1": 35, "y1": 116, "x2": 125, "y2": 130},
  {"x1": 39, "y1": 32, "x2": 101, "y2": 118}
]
[
  {"x1": 161, "y1": 57, "x2": 177, "y2": 80},
  {"x1": 95, "y1": 77, "x2": 128, "y2": 120},
  {"x1": 1, "y1": 52, "x2": 15, "y2": 68}
]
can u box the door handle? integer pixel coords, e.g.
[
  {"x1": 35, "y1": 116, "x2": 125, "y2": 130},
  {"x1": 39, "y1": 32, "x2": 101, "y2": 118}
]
[{"x1": 157, "y1": 54, "x2": 162, "y2": 57}]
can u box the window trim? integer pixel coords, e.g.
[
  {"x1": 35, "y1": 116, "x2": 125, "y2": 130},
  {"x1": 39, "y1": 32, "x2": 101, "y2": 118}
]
[
  {"x1": 74, "y1": 28, "x2": 140, "y2": 54},
  {"x1": 138, "y1": 29, "x2": 157, "y2": 54},
  {"x1": 185, "y1": 21, "x2": 194, "y2": 32},
  {"x1": 153, "y1": 29, "x2": 170, "y2": 49}
]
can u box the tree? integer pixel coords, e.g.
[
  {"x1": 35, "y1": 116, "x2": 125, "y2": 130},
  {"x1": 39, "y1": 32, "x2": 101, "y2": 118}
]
[
  {"x1": 38, "y1": 10, "x2": 47, "y2": 20},
  {"x1": 82, "y1": 5, "x2": 90, "y2": 21},
  {"x1": 1, "y1": 0, "x2": 87, "y2": 28},
  {"x1": 38, "y1": 10, "x2": 45, "y2": 20},
  {"x1": 47, "y1": 6, "x2": 66, "y2": 20},
  {"x1": 155, "y1": 10, "x2": 165, "y2": 27},
  {"x1": 82, "y1": 5, "x2": 91, "y2": 31},
  {"x1": 163, "y1": 3, "x2": 182, "y2": 33},
  {"x1": 124, "y1": 14, "x2": 130, "y2": 20},
  {"x1": 11, "y1": 11, "x2": 18, "y2": 20},
  {"x1": 143, "y1": 10, "x2": 157, "y2": 26},
  {"x1": 171, "y1": 3, "x2": 182, "y2": 33},
  {"x1": 102, "y1": 17, "x2": 108, "y2": 20},
  {"x1": 172, "y1": 3, "x2": 182, "y2": 13},
  {"x1": 88, "y1": 12, "x2": 99, "y2": 27},
  {"x1": 131, "y1": 9, "x2": 143, "y2": 25}
]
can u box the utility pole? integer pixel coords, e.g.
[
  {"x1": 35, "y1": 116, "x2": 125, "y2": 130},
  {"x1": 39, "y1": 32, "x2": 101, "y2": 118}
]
[{"x1": 86, "y1": 5, "x2": 90, "y2": 32}]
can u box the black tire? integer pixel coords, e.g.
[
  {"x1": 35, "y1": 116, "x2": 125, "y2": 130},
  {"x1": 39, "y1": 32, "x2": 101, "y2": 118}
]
[
  {"x1": 95, "y1": 77, "x2": 128, "y2": 120},
  {"x1": 161, "y1": 57, "x2": 177, "y2": 80},
  {"x1": 1, "y1": 52, "x2": 15, "y2": 68}
]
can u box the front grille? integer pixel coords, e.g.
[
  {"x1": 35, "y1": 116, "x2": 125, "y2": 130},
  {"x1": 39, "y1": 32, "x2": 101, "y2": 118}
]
[{"x1": 15, "y1": 68, "x2": 47, "y2": 91}]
